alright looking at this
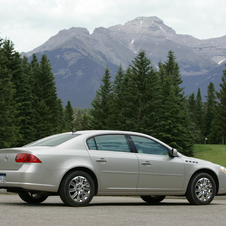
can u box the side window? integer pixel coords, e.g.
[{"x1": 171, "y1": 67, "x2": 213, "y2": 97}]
[
  {"x1": 130, "y1": 135, "x2": 168, "y2": 155},
  {"x1": 87, "y1": 138, "x2": 97, "y2": 150},
  {"x1": 87, "y1": 135, "x2": 130, "y2": 152}
]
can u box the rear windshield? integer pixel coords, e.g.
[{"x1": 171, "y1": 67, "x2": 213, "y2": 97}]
[{"x1": 24, "y1": 134, "x2": 80, "y2": 147}]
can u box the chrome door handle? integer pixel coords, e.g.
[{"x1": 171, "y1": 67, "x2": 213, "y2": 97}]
[
  {"x1": 96, "y1": 158, "x2": 107, "y2": 163},
  {"x1": 142, "y1": 161, "x2": 151, "y2": 166}
]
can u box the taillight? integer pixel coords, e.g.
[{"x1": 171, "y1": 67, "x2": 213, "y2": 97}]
[{"x1": 15, "y1": 153, "x2": 42, "y2": 163}]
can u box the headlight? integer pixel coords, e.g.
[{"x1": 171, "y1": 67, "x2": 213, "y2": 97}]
[{"x1": 220, "y1": 166, "x2": 226, "y2": 174}]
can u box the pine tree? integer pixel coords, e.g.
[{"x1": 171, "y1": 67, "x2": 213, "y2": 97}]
[
  {"x1": 0, "y1": 38, "x2": 18, "y2": 148},
  {"x1": 204, "y1": 82, "x2": 216, "y2": 141},
  {"x1": 195, "y1": 88, "x2": 205, "y2": 143},
  {"x1": 117, "y1": 67, "x2": 134, "y2": 131},
  {"x1": 80, "y1": 109, "x2": 92, "y2": 130},
  {"x1": 3, "y1": 39, "x2": 34, "y2": 146},
  {"x1": 35, "y1": 100, "x2": 53, "y2": 138},
  {"x1": 29, "y1": 54, "x2": 40, "y2": 139},
  {"x1": 16, "y1": 56, "x2": 34, "y2": 145},
  {"x1": 158, "y1": 51, "x2": 194, "y2": 155},
  {"x1": 141, "y1": 65, "x2": 162, "y2": 137},
  {"x1": 187, "y1": 92, "x2": 199, "y2": 142},
  {"x1": 208, "y1": 118, "x2": 221, "y2": 144},
  {"x1": 163, "y1": 50, "x2": 183, "y2": 96},
  {"x1": 118, "y1": 50, "x2": 162, "y2": 135},
  {"x1": 108, "y1": 65, "x2": 125, "y2": 130},
  {"x1": 212, "y1": 64, "x2": 226, "y2": 144},
  {"x1": 39, "y1": 54, "x2": 59, "y2": 131},
  {"x1": 73, "y1": 108, "x2": 92, "y2": 131},
  {"x1": 90, "y1": 67, "x2": 113, "y2": 129},
  {"x1": 57, "y1": 98, "x2": 65, "y2": 133},
  {"x1": 159, "y1": 75, "x2": 178, "y2": 145},
  {"x1": 64, "y1": 101, "x2": 74, "y2": 131},
  {"x1": 187, "y1": 92, "x2": 196, "y2": 119},
  {"x1": 129, "y1": 50, "x2": 153, "y2": 133},
  {"x1": 30, "y1": 54, "x2": 60, "y2": 139}
]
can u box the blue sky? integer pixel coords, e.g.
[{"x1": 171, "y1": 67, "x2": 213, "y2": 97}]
[{"x1": 0, "y1": 0, "x2": 225, "y2": 52}]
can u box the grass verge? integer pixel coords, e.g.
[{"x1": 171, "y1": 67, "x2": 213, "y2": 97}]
[{"x1": 193, "y1": 144, "x2": 226, "y2": 166}]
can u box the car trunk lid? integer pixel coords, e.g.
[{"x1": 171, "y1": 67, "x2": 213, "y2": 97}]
[{"x1": 0, "y1": 148, "x2": 26, "y2": 170}]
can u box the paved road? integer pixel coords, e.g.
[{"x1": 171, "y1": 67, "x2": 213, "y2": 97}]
[{"x1": 0, "y1": 194, "x2": 225, "y2": 226}]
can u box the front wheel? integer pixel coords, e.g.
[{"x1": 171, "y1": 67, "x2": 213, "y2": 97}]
[
  {"x1": 18, "y1": 192, "x2": 48, "y2": 204},
  {"x1": 186, "y1": 172, "x2": 216, "y2": 205},
  {"x1": 140, "y1": 195, "x2": 165, "y2": 204},
  {"x1": 59, "y1": 171, "x2": 95, "y2": 207}
]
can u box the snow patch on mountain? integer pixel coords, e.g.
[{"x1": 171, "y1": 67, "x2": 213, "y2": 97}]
[{"x1": 218, "y1": 58, "x2": 226, "y2": 64}]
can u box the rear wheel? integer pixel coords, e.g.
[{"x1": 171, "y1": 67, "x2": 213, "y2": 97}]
[
  {"x1": 18, "y1": 192, "x2": 48, "y2": 204},
  {"x1": 59, "y1": 171, "x2": 95, "y2": 207},
  {"x1": 186, "y1": 172, "x2": 216, "y2": 205},
  {"x1": 140, "y1": 195, "x2": 165, "y2": 204}
]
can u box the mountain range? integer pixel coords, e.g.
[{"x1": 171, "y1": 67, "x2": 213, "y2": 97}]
[{"x1": 23, "y1": 16, "x2": 226, "y2": 108}]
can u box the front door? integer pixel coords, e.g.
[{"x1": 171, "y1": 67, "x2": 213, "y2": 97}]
[{"x1": 130, "y1": 135, "x2": 185, "y2": 193}]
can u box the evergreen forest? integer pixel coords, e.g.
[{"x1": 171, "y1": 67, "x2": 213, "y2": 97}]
[{"x1": 1, "y1": 37, "x2": 226, "y2": 157}]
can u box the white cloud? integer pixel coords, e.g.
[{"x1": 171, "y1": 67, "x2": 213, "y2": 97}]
[{"x1": 0, "y1": 0, "x2": 226, "y2": 52}]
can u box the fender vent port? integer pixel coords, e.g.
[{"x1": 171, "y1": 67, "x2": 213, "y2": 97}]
[{"x1": 185, "y1": 160, "x2": 198, "y2": 164}]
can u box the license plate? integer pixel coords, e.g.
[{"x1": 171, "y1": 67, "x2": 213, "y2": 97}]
[{"x1": 0, "y1": 175, "x2": 6, "y2": 183}]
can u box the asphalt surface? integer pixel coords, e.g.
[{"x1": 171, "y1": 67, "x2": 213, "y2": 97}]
[{"x1": 0, "y1": 193, "x2": 225, "y2": 226}]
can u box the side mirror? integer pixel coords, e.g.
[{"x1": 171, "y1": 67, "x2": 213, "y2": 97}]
[{"x1": 169, "y1": 148, "x2": 178, "y2": 157}]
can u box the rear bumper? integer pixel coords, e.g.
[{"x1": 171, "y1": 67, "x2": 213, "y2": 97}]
[
  {"x1": 0, "y1": 182, "x2": 57, "y2": 193},
  {"x1": 0, "y1": 163, "x2": 63, "y2": 193}
]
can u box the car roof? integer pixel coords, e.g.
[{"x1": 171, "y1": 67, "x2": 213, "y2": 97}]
[{"x1": 70, "y1": 130, "x2": 146, "y2": 136}]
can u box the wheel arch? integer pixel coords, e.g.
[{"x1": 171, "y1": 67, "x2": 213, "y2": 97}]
[
  {"x1": 58, "y1": 167, "x2": 99, "y2": 195},
  {"x1": 186, "y1": 169, "x2": 219, "y2": 195}
]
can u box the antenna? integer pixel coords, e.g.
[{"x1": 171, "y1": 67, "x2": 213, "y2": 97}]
[{"x1": 72, "y1": 129, "x2": 77, "y2": 134}]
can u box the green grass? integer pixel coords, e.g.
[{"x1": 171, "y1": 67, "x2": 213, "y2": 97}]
[{"x1": 193, "y1": 144, "x2": 226, "y2": 166}]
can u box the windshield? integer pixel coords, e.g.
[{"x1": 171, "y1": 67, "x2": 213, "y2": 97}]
[{"x1": 24, "y1": 134, "x2": 80, "y2": 147}]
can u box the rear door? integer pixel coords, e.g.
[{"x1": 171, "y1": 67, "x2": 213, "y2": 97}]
[{"x1": 87, "y1": 134, "x2": 139, "y2": 193}]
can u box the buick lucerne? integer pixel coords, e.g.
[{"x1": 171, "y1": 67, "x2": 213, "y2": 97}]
[{"x1": 0, "y1": 130, "x2": 226, "y2": 206}]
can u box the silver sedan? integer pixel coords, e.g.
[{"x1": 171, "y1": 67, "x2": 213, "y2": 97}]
[{"x1": 0, "y1": 130, "x2": 226, "y2": 206}]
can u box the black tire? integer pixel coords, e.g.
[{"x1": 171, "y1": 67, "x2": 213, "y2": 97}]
[
  {"x1": 186, "y1": 172, "x2": 216, "y2": 205},
  {"x1": 141, "y1": 195, "x2": 165, "y2": 204},
  {"x1": 59, "y1": 171, "x2": 95, "y2": 207},
  {"x1": 18, "y1": 192, "x2": 48, "y2": 204}
]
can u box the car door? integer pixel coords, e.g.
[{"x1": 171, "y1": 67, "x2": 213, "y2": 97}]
[
  {"x1": 129, "y1": 135, "x2": 185, "y2": 193},
  {"x1": 87, "y1": 134, "x2": 139, "y2": 193}
]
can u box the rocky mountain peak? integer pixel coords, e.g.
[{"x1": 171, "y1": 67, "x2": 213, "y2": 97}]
[
  {"x1": 25, "y1": 27, "x2": 90, "y2": 56},
  {"x1": 107, "y1": 16, "x2": 176, "y2": 37}
]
